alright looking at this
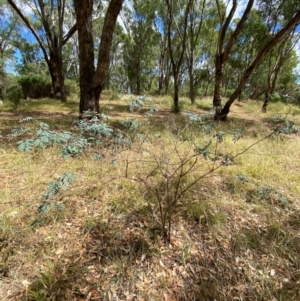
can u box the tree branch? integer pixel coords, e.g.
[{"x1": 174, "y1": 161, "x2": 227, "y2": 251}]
[
  {"x1": 7, "y1": 0, "x2": 50, "y2": 64},
  {"x1": 62, "y1": 23, "x2": 78, "y2": 46}
]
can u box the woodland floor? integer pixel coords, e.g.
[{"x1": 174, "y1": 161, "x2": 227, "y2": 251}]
[{"x1": 0, "y1": 95, "x2": 300, "y2": 301}]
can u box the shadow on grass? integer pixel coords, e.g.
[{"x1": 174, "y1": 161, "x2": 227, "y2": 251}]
[
  {"x1": 175, "y1": 218, "x2": 300, "y2": 300},
  {"x1": 24, "y1": 262, "x2": 82, "y2": 301},
  {"x1": 101, "y1": 103, "x2": 129, "y2": 114},
  {"x1": 0, "y1": 110, "x2": 77, "y2": 138},
  {"x1": 196, "y1": 103, "x2": 213, "y2": 112}
]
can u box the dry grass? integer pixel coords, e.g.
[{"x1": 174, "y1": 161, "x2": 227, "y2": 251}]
[{"x1": 1, "y1": 95, "x2": 300, "y2": 300}]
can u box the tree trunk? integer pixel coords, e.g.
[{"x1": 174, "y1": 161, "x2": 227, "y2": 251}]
[
  {"x1": 136, "y1": 60, "x2": 141, "y2": 95},
  {"x1": 261, "y1": 53, "x2": 273, "y2": 112},
  {"x1": 262, "y1": 90, "x2": 270, "y2": 113},
  {"x1": 74, "y1": 0, "x2": 124, "y2": 117},
  {"x1": 164, "y1": 65, "x2": 170, "y2": 94},
  {"x1": 189, "y1": 76, "x2": 195, "y2": 104},
  {"x1": 173, "y1": 73, "x2": 180, "y2": 112},
  {"x1": 213, "y1": 54, "x2": 223, "y2": 119},
  {"x1": 158, "y1": 74, "x2": 163, "y2": 95},
  {"x1": 49, "y1": 67, "x2": 61, "y2": 99},
  {"x1": 238, "y1": 91, "x2": 242, "y2": 102},
  {"x1": 188, "y1": 55, "x2": 195, "y2": 104},
  {"x1": 158, "y1": 53, "x2": 165, "y2": 95},
  {"x1": 213, "y1": 0, "x2": 254, "y2": 120},
  {"x1": 93, "y1": 0, "x2": 124, "y2": 105},
  {"x1": 49, "y1": 49, "x2": 67, "y2": 102},
  {"x1": 74, "y1": 0, "x2": 97, "y2": 116},
  {"x1": 219, "y1": 10, "x2": 300, "y2": 120},
  {"x1": 165, "y1": 0, "x2": 192, "y2": 112},
  {"x1": 7, "y1": 0, "x2": 76, "y2": 104},
  {"x1": 262, "y1": 58, "x2": 272, "y2": 112}
]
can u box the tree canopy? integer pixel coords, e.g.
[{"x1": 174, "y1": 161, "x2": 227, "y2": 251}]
[{"x1": 1, "y1": 0, "x2": 300, "y2": 118}]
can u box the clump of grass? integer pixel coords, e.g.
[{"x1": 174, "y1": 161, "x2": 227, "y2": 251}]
[
  {"x1": 187, "y1": 200, "x2": 227, "y2": 226},
  {"x1": 27, "y1": 261, "x2": 79, "y2": 301}
]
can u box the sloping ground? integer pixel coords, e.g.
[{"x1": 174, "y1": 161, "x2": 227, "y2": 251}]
[{"x1": 0, "y1": 97, "x2": 300, "y2": 300}]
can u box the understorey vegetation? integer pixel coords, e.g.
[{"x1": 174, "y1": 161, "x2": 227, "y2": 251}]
[{"x1": 1, "y1": 95, "x2": 300, "y2": 300}]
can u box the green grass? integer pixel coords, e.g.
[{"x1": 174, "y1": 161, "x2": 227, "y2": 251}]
[{"x1": 1, "y1": 95, "x2": 300, "y2": 300}]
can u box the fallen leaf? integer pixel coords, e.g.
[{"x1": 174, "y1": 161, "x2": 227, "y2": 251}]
[{"x1": 270, "y1": 269, "x2": 276, "y2": 277}]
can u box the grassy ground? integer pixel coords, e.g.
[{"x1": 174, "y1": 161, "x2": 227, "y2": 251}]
[{"x1": 0, "y1": 95, "x2": 300, "y2": 301}]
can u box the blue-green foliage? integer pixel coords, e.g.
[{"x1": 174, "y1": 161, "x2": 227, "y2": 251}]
[
  {"x1": 93, "y1": 153, "x2": 105, "y2": 161},
  {"x1": 61, "y1": 136, "x2": 90, "y2": 158},
  {"x1": 147, "y1": 106, "x2": 159, "y2": 116},
  {"x1": 128, "y1": 95, "x2": 153, "y2": 112},
  {"x1": 77, "y1": 117, "x2": 113, "y2": 137},
  {"x1": 100, "y1": 112, "x2": 112, "y2": 120},
  {"x1": 194, "y1": 130, "x2": 236, "y2": 164},
  {"x1": 110, "y1": 159, "x2": 118, "y2": 166},
  {"x1": 114, "y1": 130, "x2": 132, "y2": 146},
  {"x1": 215, "y1": 131, "x2": 226, "y2": 143},
  {"x1": 76, "y1": 116, "x2": 113, "y2": 147},
  {"x1": 8, "y1": 117, "x2": 34, "y2": 138},
  {"x1": 9, "y1": 114, "x2": 132, "y2": 158},
  {"x1": 232, "y1": 129, "x2": 243, "y2": 142},
  {"x1": 129, "y1": 96, "x2": 145, "y2": 112},
  {"x1": 38, "y1": 172, "x2": 76, "y2": 214},
  {"x1": 256, "y1": 186, "x2": 288, "y2": 205},
  {"x1": 194, "y1": 140, "x2": 212, "y2": 160},
  {"x1": 9, "y1": 127, "x2": 30, "y2": 138},
  {"x1": 122, "y1": 119, "x2": 141, "y2": 131},
  {"x1": 236, "y1": 174, "x2": 249, "y2": 183},
  {"x1": 272, "y1": 115, "x2": 300, "y2": 134},
  {"x1": 222, "y1": 155, "x2": 236, "y2": 165},
  {"x1": 183, "y1": 113, "x2": 218, "y2": 135},
  {"x1": 277, "y1": 120, "x2": 300, "y2": 134},
  {"x1": 202, "y1": 123, "x2": 217, "y2": 135},
  {"x1": 14, "y1": 119, "x2": 80, "y2": 155},
  {"x1": 183, "y1": 112, "x2": 210, "y2": 124},
  {"x1": 20, "y1": 116, "x2": 34, "y2": 123}
]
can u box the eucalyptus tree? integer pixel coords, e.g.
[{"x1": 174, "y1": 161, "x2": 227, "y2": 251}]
[
  {"x1": 0, "y1": 1, "x2": 19, "y2": 71},
  {"x1": 0, "y1": 0, "x2": 20, "y2": 97},
  {"x1": 257, "y1": 0, "x2": 300, "y2": 112},
  {"x1": 74, "y1": 0, "x2": 124, "y2": 117},
  {"x1": 261, "y1": 33, "x2": 300, "y2": 112},
  {"x1": 105, "y1": 23, "x2": 127, "y2": 92},
  {"x1": 223, "y1": 9, "x2": 268, "y2": 99},
  {"x1": 121, "y1": 0, "x2": 158, "y2": 94},
  {"x1": 213, "y1": 0, "x2": 254, "y2": 119},
  {"x1": 220, "y1": 7, "x2": 300, "y2": 119},
  {"x1": 185, "y1": 0, "x2": 214, "y2": 103},
  {"x1": 7, "y1": 0, "x2": 77, "y2": 102},
  {"x1": 165, "y1": 0, "x2": 193, "y2": 112},
  {"x1": 195, "y1": 13, "x2": 219, "y2": 97},
  {"x1": 153, "y1": 1, "x2": 172, "y2": 95}
]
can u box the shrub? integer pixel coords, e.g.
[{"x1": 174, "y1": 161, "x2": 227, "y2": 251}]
[
  {"x1": 270, "y1": 92, "x2": 282, "y2": 103},
  {"x1": 65, "y1": 79, "x2": 79, "y2": 96},
  {"x1": 6, "y1": 84, "x2": 23, "y2": 107},
  {"x1": 18, "y1": 75, "x2": 52, "y2": 99}
]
